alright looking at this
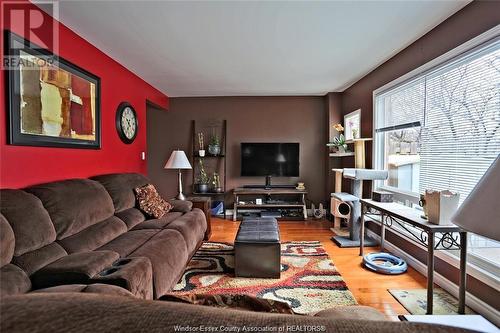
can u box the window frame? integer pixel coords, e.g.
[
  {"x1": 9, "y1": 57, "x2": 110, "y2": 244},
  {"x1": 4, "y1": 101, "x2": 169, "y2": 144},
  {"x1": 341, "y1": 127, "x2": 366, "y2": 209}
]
[{"x1": 371, "y1": 25, "x2": 500, "y2": 284}]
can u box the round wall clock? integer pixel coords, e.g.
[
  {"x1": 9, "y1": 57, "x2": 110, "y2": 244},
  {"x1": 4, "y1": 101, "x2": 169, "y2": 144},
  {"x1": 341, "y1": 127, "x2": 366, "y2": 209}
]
[{"x1": 116, "y1": 102, "x2": 138, "y2": 144}]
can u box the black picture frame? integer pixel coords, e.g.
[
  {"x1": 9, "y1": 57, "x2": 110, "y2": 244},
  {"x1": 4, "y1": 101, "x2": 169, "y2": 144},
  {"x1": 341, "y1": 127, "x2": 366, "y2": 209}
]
[{"x1": 4, "y1": 30, "x2": 101, "y2": 149}]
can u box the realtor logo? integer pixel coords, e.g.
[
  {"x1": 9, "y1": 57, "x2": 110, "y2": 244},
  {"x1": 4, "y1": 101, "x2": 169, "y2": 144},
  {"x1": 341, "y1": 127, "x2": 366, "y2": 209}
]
[{"x1": 2, "y1": 0, "x2": 59, "y2": 69}]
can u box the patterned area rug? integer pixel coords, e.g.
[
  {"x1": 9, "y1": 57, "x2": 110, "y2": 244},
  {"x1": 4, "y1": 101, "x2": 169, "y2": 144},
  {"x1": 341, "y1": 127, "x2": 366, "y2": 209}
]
[
  {"x1": 172, "y1": 241, "x2": 357, "y2": 314},
  {"x1": 389, "y1": 288, "x2": 474, "y2": 315}
]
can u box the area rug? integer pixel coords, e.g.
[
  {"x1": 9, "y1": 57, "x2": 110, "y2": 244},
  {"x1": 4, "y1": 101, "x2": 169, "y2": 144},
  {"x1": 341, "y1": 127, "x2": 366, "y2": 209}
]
[
  {"x1": 389, "y1": 288, "x2": 474, "y2": 315},
  {"x1": 172, "y1": 241, "x2": 357, "y2": 314}
]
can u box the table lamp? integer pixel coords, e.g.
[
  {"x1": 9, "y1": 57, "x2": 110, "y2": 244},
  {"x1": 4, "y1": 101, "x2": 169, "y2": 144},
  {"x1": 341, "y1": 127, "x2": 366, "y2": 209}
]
[
  {"x1": 452, "y1": 155, "x2": 500, "y2": 241},
  {"x1": 164, "y1": 150, "x2": 192, "y2": 200}
]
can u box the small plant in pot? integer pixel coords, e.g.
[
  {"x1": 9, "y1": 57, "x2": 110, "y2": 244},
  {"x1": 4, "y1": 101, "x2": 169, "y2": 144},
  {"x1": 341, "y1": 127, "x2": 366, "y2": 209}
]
[
  {"x1": 208, "y1": 131, "x2": 221, "y2": 156},
  {"x1": 197, "y1": 132, "x2": 205, "y2": 157},
  {"x1": 195, "y1": 160, "x2": 210, "y2": 193},
  {"x1": 211, "y1": 172, "x2": 222, "y2": 193}
]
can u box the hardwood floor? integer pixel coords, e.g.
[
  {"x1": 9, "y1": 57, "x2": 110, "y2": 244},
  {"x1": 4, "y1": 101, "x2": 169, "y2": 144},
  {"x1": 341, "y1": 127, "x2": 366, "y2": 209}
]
[{"x1": 209, "y1": 217, "x2": 428, "y2": 320}]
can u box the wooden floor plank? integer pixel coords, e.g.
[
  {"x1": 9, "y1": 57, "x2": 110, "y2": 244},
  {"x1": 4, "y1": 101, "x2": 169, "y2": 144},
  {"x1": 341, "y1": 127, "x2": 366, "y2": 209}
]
[{"x1": 209, "y1": 218, "x2": 427, "y2": 319}]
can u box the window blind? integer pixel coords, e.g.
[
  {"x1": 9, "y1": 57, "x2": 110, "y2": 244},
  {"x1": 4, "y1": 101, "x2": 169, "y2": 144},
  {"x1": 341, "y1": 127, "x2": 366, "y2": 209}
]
[
  {"x1": 420, "y1": 41, "x2": 500, "y2": 203},
  {"x1": 376, "y1": 77, "x2": 425, "y2": 131},
  {"x1": 375, "y1": 38, "x2": 500, "y2": 204}
]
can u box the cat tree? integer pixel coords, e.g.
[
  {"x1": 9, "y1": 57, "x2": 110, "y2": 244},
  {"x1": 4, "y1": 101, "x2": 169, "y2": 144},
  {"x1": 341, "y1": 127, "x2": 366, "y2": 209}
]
[{"x1": 330, "y1": 138, "x2": 388, "y2": 247}]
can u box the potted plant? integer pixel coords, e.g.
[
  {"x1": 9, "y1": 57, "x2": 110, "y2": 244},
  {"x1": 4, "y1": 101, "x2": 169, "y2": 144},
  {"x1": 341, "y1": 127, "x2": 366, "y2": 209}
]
[
  {"x1": 197, "y1": 132, "x2": 205, "y2": 157},
  {"x1": 195, "y1": 159, "x2": 210, "y2": 193},
  {"x1": 211, "y1": 172, "x2": 222, "y2": 193},
  {"x1": 326, "y1": 123, "x2": 348, "y2": 153},
  {"x1": 208, "y1": 130, "x2": 221, "y2": 156}
]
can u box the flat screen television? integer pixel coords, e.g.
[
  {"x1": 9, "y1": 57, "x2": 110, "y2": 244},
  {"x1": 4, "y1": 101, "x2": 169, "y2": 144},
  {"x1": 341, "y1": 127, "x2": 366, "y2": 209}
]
[{"x1": 241, "y1": 143, "x2": 299, "y2": 177}]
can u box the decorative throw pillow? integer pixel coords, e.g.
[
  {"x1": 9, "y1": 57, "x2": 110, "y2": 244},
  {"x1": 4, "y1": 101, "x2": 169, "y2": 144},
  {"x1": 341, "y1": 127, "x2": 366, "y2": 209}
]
[
  {"x1": 134, "y1": 184, "x2": 172, "y2": 219},
  {"x1": 160, "y1": 293, "x2": 295, "y2": 314}
]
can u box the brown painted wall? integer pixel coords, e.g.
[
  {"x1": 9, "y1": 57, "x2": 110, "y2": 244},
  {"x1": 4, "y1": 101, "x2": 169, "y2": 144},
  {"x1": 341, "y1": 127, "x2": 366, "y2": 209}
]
[
  {"x1": 147, "y1": 96, "x2": 327, "y2": 205},
  {"x1": 325, "y1": 93, "x2": 345, "y2": 197}
]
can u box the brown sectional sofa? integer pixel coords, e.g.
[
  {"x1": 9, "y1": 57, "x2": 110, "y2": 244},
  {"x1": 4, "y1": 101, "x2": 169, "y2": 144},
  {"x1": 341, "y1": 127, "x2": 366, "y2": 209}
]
[
  {"x1": 0, "y1": 173, "x2": 207, "y2": 300},
  {"x1": 0, "y1": 173, "x2": 474, "y2": 332}
]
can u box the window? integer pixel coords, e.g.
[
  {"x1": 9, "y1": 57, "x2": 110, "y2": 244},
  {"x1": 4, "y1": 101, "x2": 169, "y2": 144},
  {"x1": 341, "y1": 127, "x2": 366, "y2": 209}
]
[{"x1": 374, "y1": 36, "x2": 500, "y2": 276}]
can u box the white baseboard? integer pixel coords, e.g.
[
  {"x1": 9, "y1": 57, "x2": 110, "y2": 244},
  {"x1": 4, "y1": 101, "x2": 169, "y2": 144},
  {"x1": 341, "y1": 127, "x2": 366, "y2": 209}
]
[{"x1": 366, "y1": 229, "x2": 500, "y2": 326}]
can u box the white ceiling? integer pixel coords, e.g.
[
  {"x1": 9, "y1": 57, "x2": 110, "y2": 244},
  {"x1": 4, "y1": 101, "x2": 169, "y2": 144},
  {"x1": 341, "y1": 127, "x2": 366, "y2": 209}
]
[{"x1": 53, "y1": 1, "x2": 469, "y2": 97}]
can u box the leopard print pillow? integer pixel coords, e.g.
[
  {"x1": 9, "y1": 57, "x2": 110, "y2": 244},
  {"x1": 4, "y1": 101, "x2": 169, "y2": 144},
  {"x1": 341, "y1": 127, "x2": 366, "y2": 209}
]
[{"x1": 134, "y1": 184, "x2": 172, "y2": 219}]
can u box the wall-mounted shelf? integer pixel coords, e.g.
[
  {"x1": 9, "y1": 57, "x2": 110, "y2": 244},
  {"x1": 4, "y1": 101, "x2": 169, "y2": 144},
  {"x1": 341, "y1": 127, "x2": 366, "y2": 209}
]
[
  {"x1": 329, "y1": 152, "x2": 355, "y2": 157},
  {"x1": 192, "y1": 192, "x2": 227, "y2": 196},
  {"x1": 193, "y1": 154, "x2": 226, "y2": 158}
]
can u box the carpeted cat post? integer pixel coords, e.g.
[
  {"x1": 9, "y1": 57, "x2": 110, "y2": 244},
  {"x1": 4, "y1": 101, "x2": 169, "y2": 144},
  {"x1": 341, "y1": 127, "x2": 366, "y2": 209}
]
[{"x1": 332, "y1": 168, "x2": 388, "y2": 248}]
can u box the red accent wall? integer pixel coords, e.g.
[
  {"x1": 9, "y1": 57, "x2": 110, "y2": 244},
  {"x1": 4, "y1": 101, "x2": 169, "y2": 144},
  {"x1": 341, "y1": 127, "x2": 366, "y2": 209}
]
[{"x1": 0, "y1": 0, "x2": 168, "y2": 188}]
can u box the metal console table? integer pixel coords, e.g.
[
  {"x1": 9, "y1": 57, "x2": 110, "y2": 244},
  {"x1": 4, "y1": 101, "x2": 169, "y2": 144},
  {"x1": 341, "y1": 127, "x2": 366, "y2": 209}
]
[{"x1": 359, "y1": 199, "x2": 467, "y2": 315}]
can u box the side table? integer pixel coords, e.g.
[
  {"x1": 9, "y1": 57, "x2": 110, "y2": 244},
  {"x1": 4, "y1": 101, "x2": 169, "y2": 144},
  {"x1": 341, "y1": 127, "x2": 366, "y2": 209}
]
[
  {"x1": 186, "y1": 196, "x2": 212, "y2": 240},
  {"x1": 360, "y1": 199, "x2": 467, "y2": 315}
]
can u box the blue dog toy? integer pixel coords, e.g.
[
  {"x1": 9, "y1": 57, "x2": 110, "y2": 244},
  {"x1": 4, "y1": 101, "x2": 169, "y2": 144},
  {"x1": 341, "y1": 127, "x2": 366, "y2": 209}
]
[{"x1": 363, "y1": 252, "x2": 407, "y2": 274}]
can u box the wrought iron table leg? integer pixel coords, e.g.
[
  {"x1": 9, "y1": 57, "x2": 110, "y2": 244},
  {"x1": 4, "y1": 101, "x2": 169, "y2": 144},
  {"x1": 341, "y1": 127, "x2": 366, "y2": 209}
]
[
  {"x1": 427, "y1": 232, "x2": 434, "y2": 315},
  {"x1": 380, "y1": 213, "x2": 386, "y2": 251},
  {"x1": 458, "y1": 231, "x2": 467, "y2": 314}
]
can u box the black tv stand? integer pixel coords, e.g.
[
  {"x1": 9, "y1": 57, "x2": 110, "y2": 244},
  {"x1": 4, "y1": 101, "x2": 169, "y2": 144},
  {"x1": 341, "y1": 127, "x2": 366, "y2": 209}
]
[{"x1": 233, "y1": 187, "x2": 308, "y2": 221}]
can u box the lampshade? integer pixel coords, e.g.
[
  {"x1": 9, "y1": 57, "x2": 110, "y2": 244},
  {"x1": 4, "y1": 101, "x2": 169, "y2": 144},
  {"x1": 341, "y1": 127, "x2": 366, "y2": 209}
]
[
  {"x1": 164, "y1": 150, "x2": 192, "y2": 169},
  {"x1": 276, "y1": 153, "x2": 286, "y2": 163},
  {"x1": 452, "y1": 156, "x2": 500, "y2": 242}
]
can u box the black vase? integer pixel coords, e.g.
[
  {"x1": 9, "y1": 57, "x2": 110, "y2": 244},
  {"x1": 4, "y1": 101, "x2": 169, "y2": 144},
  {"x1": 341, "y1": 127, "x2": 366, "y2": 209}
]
[{"x1": 196, "y1": 184, "x2": 209, "y2": 193}]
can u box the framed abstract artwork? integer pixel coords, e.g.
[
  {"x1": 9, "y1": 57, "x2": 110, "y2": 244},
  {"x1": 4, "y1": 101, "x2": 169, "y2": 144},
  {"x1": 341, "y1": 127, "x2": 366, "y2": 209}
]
[{"x1": 5, "y1": 31, "x2": 101, "y2": 149}]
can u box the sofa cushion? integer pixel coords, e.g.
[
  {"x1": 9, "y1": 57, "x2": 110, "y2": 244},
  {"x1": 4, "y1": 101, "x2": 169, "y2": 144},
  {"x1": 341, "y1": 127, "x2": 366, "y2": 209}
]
[
  {"x1": 98, "y1": 230, "x2": 159, "y2": 257},
  {"x1": 134, "y1": 184, "x2": 172, "y2": 219},
  {"x1": 0, "y1": 189, "x2": 56, "y2": 256},
  {"x1": 32, "y1": 284, "x2": 134, "y2": 297},
  {"x1": 164, "y1": 209, "x2": 206, "y2": 254},
  {"x1": 0, "y1": 264, "x2": 32, "y2": 296},
  {"x1": 115, "y1": 208, "x2": 146, "y2": 229},
  {"x1": 129, "y1": 229, "x2": 188, "y2": 298},
  {"x1": 168, "y1": 200, "x2": 193, "y2": 213},
  {"x1": 26, "y1": 179, "x2": 115, "y2": 239},
  {"x1": 12, "y1": 242, "x2": 67, "y2": 276},
  {"x1": 91, "y1": 173, "x2": 150, "y2": 213},
  {"x1": 0, "y1": 214, "x2": 14, "y2": 267},
  {"x1": 31, "y1": 251, "x2": 119, "y2": 289},
  {"x1": 131, "y1": 212, "x2": 183, "y2": 230},
  {"x1": 57, "y1": 216, "x2": 127, "y2": 254}
]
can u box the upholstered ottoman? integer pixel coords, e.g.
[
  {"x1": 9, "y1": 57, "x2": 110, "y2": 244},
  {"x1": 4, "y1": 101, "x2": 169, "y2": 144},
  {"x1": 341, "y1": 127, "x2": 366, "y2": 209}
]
[{"x1": 234, "y1": 218, "x2": 281, "y2": 278}]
